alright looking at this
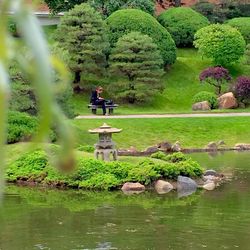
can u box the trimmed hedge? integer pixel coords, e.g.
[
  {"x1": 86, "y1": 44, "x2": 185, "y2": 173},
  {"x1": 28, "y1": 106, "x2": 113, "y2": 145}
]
[
  {"x1": 106, "y1": 9, "x2": 177, "y2": 65},
  {"x1": 6, "y1": 150, "x2": 203, "y2": 190},
  {"x1": 227, "y1": 17, "x2": 250, "y2": 44},
  {"x1": 158, "y1": 7, "x2": 210, "y2": 47}
]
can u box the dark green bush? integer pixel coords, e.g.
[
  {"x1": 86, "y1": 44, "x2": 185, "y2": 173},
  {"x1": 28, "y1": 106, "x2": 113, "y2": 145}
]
[
  {"x1": 7, "y1": 111, "x2": 38, "y2": 144},
  {"x1": 227, "y1": 17, "x2": 250, "y2": 44},
  {"x1": 6, "y1": 150, "x2": 203, "y2": 190},
  {"x1": 192, "y1": 91, "x2": 218, "y2": 109},
  {"x1": 77, "y1": 145, "x2": 95, "y2": 153},
  {"x1": 158, "y1": 7, "x2": 209, "y2": 47},
  {"x1": 106, "y1": 9, "x2": 177, "y2": 65}
]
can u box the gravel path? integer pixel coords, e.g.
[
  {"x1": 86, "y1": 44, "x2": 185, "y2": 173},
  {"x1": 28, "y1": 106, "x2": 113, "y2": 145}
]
[{"x1": 75, "y1": 112, "x2": 250, "y2": 119}]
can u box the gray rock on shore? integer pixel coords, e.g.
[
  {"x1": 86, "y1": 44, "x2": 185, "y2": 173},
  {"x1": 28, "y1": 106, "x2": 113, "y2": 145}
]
[{"x1": 177, "y1": 176, "x2": 197, "y2": 197}]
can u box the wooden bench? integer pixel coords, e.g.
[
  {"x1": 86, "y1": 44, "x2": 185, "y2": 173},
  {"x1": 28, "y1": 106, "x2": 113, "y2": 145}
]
[{"x1": 88, "y1": 104, "x2": 119, "y2": 115}]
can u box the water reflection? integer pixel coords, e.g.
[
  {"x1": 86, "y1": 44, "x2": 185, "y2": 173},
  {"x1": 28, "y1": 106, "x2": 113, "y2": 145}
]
[{"x1": 1, "y1": 151, "x2": 250, "y2": 250}]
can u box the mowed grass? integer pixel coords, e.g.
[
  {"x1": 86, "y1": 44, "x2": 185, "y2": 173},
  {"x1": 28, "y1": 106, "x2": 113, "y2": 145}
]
[
  {"x1": 70, "y1": 48, "x2": 250, "y2": 115},
  {"x1": 72, "y1": 116, "x2": 250, "y2": 149}
]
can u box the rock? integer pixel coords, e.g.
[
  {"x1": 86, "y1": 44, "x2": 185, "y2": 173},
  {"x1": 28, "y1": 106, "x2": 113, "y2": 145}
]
[
  {"x1": 203, "y1": 182, "x2": 216, "y2": 191},
  {"x1": 171, "y1": 141, "x2": 181, "y2": 152},
  {"x1": 235, "y1": 143, "x2": 250, "y2": 150},
  {"x1": 204, "y1": 169, "x2": 217, "y2": 176},
  {"x1": 157, "y1": 141, "x2": 172, "y2": 151},
  {"x1": 203, "y1": 175, "x2": 221, "y2": 184},
  {"x1": 217, "y1": 140, "x2": 225, "y2": 146},
  {"x1": 192, "y1": 101, "x2": 211, "y2": 111},
  {"x1": 155, "y1": 180, "x2": 173, "y2": 194},
  {"x1": 206, "y1": 142, "x2": 217, "y2": 150},
  {"x1": 121, "y1": 182, "x2": 145, "y2": 193},
  {"x1": 238, "y1": 102, "x2": 246, "y2": 109},
  {"x1": 128, "y1": 146, "x2": 138, "y2": 153},
  {"x1": 145, "y1": 146, "x2": 159, "y2": 154},
  {"x1": 218, "y1": 92, "x2": 238, "y2": 109},
  {"x1": 177, "y1": 176, "x2": 197, "y2": 197}
]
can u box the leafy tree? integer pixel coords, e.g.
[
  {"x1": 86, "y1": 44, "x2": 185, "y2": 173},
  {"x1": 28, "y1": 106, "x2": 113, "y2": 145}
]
[
  {"x1": 194, "y1": 24, "x2": 246, "y2": 66},
  {"x1": 234, "y1": 76, "x2": 250, "y2": 103},
  {"x1": 108, "y1": 32, "x2": 164, "y2": 103},
  {"x1": 158, "y1": 7, "x2": 210, "y2": 47},
  {"x1": 106, "y1": 9, "x2": 177, "y2": 65},
  {"x1": 44, "y1": 0, "x2": 154, "y2": 16},
  {"x1": 44, "y1": 0, "x2": 85, "y2": 13},
  {"x1": 227, "y1": 17, "x2": 250, "y2": 44},
  {"x1": 199, "y1": 66, "x2": 232, "y2": 94},
  {"x1": 54, "y1": 3, "x2": 109, "y2": 89}
]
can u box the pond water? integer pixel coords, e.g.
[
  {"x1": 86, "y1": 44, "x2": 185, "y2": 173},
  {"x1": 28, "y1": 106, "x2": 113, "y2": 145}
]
[{"x1": 1, "y1": 152, "x2": 250, "y2": 250}]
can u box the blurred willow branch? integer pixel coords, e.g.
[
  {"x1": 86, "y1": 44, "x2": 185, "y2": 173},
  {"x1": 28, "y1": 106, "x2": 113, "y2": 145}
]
[{"x1": 0, "y1": 0, "x2": 74, "y2": 199}]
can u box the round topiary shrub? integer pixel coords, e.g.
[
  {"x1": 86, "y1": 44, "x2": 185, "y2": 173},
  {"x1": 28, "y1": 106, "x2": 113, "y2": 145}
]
[
  {"x1": 158, "y1": 7, "x2": 210, "y2": 47},
  {"x1": 106, "y1": 9, "x2": 177, "y2": 65},
  {"x1": 194, "y1": 24, "x2": 246, "y2": 66},
  {"x1": 227, "y1": 17, "x2": 250, "y2": 44},
  {"x1": 193, "y1": 91, "x2": 218, "y2": 109}
]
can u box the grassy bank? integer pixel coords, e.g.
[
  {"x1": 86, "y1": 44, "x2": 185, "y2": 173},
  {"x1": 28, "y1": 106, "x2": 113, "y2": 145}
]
[
  {"x1": 73, "y1": 116, "x2": 250, "y2": 150},
  {"x1": 70, "y1": 49, "x2": 250, "y2": 115}
]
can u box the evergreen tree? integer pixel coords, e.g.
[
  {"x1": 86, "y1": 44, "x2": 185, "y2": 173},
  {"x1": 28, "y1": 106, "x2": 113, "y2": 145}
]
[
  {"x1": 109, "y1": 32, "x2": 164, "y2": 103},
  {"x1": 54, "y1": 3, "x2": 109, "y2": 89}
]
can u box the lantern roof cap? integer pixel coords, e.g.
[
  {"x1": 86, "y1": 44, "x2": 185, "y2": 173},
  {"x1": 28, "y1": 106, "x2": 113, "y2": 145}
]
[{"x1": 88, "y1": 123, "x2": 122, "y2": 134}]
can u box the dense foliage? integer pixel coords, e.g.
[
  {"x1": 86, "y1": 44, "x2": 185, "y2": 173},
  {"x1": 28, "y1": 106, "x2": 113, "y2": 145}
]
[
  {"x1": 246, "y1": 44, "x2": 250, "y2": 65},
  {"x1": 109, "y1": 32, "x2": 164, "y2": 103},
  {"x1": 234, "y1": 76, "x2": 250, "y2": 103},
  {"x1": 7, "y1": 111, "x2": 38, "y2": 144},
  {"x1": 106, "y1": 9, "x2": 177, "y2": 65},
  {"x1": 158, "y1": 7, "x2": 209, "y2": 47},
  {"x1": 45, "y1": 0, "x2": 154, "y2": 16},
  {"x1": 227, "y1": 17, "x2": 250, "y2": 44},
  {"x1": 199, "y1": 66, "x2": 231, "y2": 94},
  {"x1": 193, "y1": 1, "x2": 249, "y2": 23},
  {"x1": 194, "y1": 24, "x2": 246, "y2": 66},
  {"x1": 54, "y1": 4, "x2": 109, "y2": 88},
  {"x1": 5, "y1": 150, "x2": 203, "y2": 190},
  {"x1": 193, "y1": 91, "x2": 218, "y2": 109}
]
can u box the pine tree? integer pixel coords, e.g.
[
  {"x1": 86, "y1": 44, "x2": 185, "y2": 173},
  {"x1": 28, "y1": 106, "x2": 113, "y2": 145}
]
[
  {"x1": 109, "y1": 32, "x2": 164, "y2": 103},
  {"x1": 54, "y1": 3, "x2": 109, "y2": 89}
]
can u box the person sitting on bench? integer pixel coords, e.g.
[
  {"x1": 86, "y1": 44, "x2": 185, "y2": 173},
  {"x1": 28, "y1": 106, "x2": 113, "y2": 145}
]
[{"x1": 90, "y1": 86, "x2": 107, "y2": 115}]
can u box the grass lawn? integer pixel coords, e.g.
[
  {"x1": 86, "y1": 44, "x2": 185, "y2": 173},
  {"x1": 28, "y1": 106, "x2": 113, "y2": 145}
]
[
  {"x1": 69, "y1": 48, "x2": 250, "y2": 115},
  {"x1": 72, "y1": 116, "x2": 250, "y2": 150}
]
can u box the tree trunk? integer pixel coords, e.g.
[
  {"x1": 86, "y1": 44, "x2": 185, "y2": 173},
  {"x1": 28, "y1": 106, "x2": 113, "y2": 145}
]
[{"x1": 73, "y1": 71, "x2": 81, "y2": 84}]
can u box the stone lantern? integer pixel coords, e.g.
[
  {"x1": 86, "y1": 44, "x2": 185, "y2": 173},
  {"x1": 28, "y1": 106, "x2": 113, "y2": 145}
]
[{"x1": 88, "y1": 123, "x2": 122, "y2": 161}]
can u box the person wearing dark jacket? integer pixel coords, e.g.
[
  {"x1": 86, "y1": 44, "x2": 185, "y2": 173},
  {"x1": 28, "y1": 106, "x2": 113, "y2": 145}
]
[{"x1": 90, "y1": 86, "x2": 106, "y2": 115}]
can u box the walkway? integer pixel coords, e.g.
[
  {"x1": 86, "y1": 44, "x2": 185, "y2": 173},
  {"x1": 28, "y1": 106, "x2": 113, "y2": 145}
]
[{"x1": 75, "y1": 112, "x2": 250, "y2": 119}]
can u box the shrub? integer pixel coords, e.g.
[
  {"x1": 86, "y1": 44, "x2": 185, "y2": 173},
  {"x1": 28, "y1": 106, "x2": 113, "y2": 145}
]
[
  {"x1": 245, "y1": 44, "x2": 250, "y2": 65},
  {"x1": 54, "y1": 3, "x2": 109, "y2": 88},
  {"x1": 45, "y1": 0, "x2": 155, "y2": 16},
  {"x1": 7, "y1": 111, "x2": 38, "y2": 144},
  {"x1": 5, "y1": 149, "x2": 203, "y2": 190},
  {"x1": 108, "y1": 32, "x2": 164, "y2": 103},
  {"x1": 199, "y1": 66, "x2": 232, "y2": 94},
  {"x1": 106, "y1": 9, "x2": 177, "y2": 65},
  {"x1": 77, "y1": 145, "x2": 95, "y2": 153},
  {"x1": 194, "y1": 24, "x2": 246, "y2": 66},
  {"x1": 158, "y1": 7, "x2": 209, "y2": 47},
  {"x1": 193, "y1": 91, "x2": 218, "y2": 109},
  {"x1": 234, "y1": 76, "x2": 250, "y2": 103},
  {"x1": 227, "y1": 17, "x2": 250, "y2": 44}
]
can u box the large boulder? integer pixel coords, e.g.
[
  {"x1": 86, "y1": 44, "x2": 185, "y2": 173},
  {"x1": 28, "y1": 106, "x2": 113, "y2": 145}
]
[
  {"x1": 145, "y1": 146, "x2": 159, "y2": 154},
  {"x1": 206, "y1": 142, "x2": 217, "y2": 150},
  {"x1": 121, "y1": 182, "x2": 145, "y2": 193},
  {"x1": 155, "y1": 180, "x2": 173, "y2": 194},
  {"x1": 218, "y1": 92, "x2": 238, "y2": 109},
  {"x1": 177, "y1": 176, "x2": 197, "y2": 197},
  {"x1": 192, "y1": 101, "x2": 211, "y2": 111}
]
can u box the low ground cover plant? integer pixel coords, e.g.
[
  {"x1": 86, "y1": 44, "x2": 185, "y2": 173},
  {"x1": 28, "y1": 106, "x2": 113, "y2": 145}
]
[{"x1": 6, "y1": 150, "x2": 203, "y2": 190}]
